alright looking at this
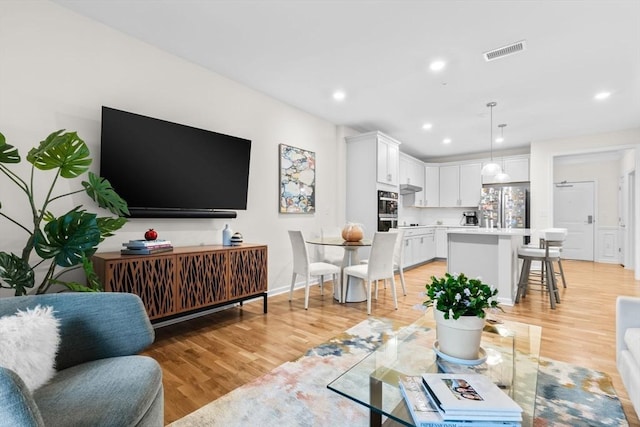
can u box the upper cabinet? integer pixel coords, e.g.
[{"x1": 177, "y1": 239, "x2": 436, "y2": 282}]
[
  {"x1": 424, "y1": 165, "x2": 440, "y2": 207},
  {"x1": 482, "y1": 156, "x2": 530, "y2": 184},
  {"x1": 377, "y1": 134, "x2": 400, "y2": 186},
  {"x1": 399, "y1": 154, "x2": 425, "y2": 206},
  {"x1": 439, "y1": 163, "x2": 482, "y2": 207}
]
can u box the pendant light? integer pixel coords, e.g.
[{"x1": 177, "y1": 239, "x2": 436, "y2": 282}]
[
  {"x1": 493, "y1": 124, "x2": 511, "y2": 183},
  {"x1": 481, "y1": 102, "x2": 502, "y2": 176}
]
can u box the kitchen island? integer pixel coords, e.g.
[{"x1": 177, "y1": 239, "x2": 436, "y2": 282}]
[{"x1": 447, "y1": 228, "x2": 531, "y2": 305}]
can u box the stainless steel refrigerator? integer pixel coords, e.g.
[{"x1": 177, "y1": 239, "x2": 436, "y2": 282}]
[{"x1": 479, "y1": 184, "x2": 529, "y2": 229}]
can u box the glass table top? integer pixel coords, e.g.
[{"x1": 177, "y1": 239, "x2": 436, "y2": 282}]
[{"x1": 327, "y1": 314, "x2": 542, "y2": 426}]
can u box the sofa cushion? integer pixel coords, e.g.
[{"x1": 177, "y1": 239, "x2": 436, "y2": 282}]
[
  {"x1": 33, "y1": 355, "x2": 162, "y2": 427},
  {"x1": 624, "y1": 327, "x2": 640, "y2": 367},
  {"x1": 0, "y1": 305, "x2": 60, "y2": 391}
]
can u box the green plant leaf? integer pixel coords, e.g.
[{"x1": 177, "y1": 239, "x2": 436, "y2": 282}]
[
  {"x1": 34, "y1": 208, "x2": 101, "y2": 267},
  {"x1": 81, "y1": 254, "x2": 103, "y2": 291},
  {"x1": 0, "y1": 133, "x2": 21, "y2": 164},
  {"x1": 96, "y1": 216, "x2": 128, "y2": 239},
  {"x1": 26, "y1": 130, "x2": 91, "y2": 178},
  {"x1": 82, "y1": 172, "x2": 130, "y2": 216},
  {"x1": 0, "y1": 252, "x2": 35, "y2": 296}
]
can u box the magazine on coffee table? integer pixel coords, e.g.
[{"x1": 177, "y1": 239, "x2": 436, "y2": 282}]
[
  {"x1": 421, "y1": 373, "x2": 522, "y2": 422},
  {"x1": 399, "y1": 376, "x2": 521, "y2": 427}
]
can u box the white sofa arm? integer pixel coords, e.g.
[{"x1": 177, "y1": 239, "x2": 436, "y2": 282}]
[{"x1": 616, "y1": 296, "x2": 640, "y2": 363}]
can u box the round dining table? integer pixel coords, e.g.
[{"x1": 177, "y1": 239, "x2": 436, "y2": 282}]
[{"x1": 305, "y1": 237, "x2": 372, "y2": 303}]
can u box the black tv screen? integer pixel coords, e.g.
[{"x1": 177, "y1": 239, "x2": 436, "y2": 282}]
[{"x1": 100, "y1": 106, "x2": 251, "y2": 218}]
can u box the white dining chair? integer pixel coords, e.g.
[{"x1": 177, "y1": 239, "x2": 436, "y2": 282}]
[
  {"x1": 361, "y1": 229, "x2": 407, "y2": 298},
  {"x1": 342, "y1": 231, "x2": 398, "y2": 315},
  {"x1": 288, "y1": 230, "x2": 342, "y2": 309}
]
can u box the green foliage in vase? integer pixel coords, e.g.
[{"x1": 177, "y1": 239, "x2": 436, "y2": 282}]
[
  {"x1": 423, "y1": 272, "x2": 503, "y2": 320},
  {"x1": 0, "y1": 130, "x2": 128, "y2": 295}
]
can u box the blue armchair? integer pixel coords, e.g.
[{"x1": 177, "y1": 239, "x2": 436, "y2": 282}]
[{"x1": 0, "y1": 292, "x2": 163, "y2": 427}]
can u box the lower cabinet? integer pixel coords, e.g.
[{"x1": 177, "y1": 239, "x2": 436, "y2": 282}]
[
  {"x1": 402, "y1": 229, "x2": 436, "y2": 268},
  {"x1": 93, "y1": 244, "x2": 268, "y2": 322},
  {"x1": 436, "y1": 228, "x2": 448, "y2": 258}
]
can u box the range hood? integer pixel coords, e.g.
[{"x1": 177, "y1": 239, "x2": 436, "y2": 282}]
[{"x1": 399, "y1": 183, "x2": 423, "y2": 195}]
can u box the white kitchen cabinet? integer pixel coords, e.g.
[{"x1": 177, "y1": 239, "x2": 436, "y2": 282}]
[
  {"x1": 439, "y1": 163, "x2": 481, "y2": 207},
  {"x1": 435, "y1": 228, "x2": 447, "y2": 258},
  {"x1": 459, "y1": 163, "x2": 482, "y2": 206},
  {"x1": 377, "y1": 135, "x2": 400, "y2": 186},
  {"x1": 504, "y1": 157, "x2": 529, "y2": 182},
  {"x1": 424, "y1": 165, "x2": 440, "y2": 207},
  {"x1": 439, "y1": 165, "x2": 460, "y2": 207},
  {"x1": 346, "y1": 131, "x2": 401, "y2": 238},
  {"x1": 482, "y1": 156, "x2": 530, "y2": 184},
  {"x1": 400, "y1": 154, "x2": 425, "y2": 206},
  {"x1": 401, "y1": 228, "x2": 436, "y2": 267}
]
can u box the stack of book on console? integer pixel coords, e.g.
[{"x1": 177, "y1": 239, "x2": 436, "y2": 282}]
[
  {"x1": 399, "y1": 373, "x2": 522, "y2": 427},
  {"x1": 121, "y1": 239, "x2": 173, "y2": 255}
]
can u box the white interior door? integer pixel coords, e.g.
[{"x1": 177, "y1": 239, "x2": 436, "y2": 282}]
[{"x1": 553, "y1": 181, "x2": 595, "y2": 261}]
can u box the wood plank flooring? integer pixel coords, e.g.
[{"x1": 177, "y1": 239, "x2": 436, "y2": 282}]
[{"x1": 143, "y1": 260, "x2": 640, "y2": 425}]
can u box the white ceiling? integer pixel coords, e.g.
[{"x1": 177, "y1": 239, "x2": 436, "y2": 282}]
[{"x1": 53, "y1": 0, "x2": 640, "y2": 161}]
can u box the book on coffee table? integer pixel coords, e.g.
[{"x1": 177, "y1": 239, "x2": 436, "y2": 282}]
[
  {"x1": 421, "y1": 373, "x2": 522, "y2": 422},
  {"x1": 399, "y1": 376, "x2": 521, "y2": 427}
]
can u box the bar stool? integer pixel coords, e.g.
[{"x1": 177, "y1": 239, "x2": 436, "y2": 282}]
[
  {"x1": 540, "y1": 228, "x2": 568, "y2": 288},
  {"x1": 515, "y1": 245, "x2": 562, "y2": 309}
]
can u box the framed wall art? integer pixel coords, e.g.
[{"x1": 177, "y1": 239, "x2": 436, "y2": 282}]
[{"x1": 279, "y1": 144, "x2": 315, "y2": 214}]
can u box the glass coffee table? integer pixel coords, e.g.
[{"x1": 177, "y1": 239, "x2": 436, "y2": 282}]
[{"x1": 327, "y1": 314, "x2": 542, "y2": 426}]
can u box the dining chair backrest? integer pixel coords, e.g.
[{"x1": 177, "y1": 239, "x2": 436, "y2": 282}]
[
  {"x1": 288, "y1": 230, "x2": 310, "y2": 274},
  {"x1": 366, "y1": 232, "x2": 398, "y2": 281},
  {"x1": 390, "y1": 229, "x2": 405, "y2": 266}
]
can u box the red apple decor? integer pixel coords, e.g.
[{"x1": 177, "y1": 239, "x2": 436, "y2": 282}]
[{"x1": 144, "y1": 229, "x2": 158, "y2": 241}]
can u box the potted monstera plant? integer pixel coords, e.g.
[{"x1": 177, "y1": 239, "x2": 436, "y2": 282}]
[{"x1": 0, "y1": 129, "x2": 128, "y2": 295}]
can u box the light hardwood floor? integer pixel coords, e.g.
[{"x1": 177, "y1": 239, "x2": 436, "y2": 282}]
[{"x1": 144, "y1": 260, "x2": 640, "y2": 425}]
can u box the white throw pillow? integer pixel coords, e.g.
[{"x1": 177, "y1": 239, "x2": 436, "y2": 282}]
[{"x1": 0, "y1": 305, "x2": 60, "y2": 391}]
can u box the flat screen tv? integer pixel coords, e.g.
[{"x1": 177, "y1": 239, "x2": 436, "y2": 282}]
[{"x1": 100, "y1": 106, "x2": 251, "y2": 218}]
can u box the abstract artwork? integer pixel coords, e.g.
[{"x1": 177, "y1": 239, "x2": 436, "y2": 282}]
[{"x1": 279, "y1": 144, "x2": 315, "y2": 213}]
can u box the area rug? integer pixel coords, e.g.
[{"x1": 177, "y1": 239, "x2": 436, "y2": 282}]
[{"x1": 169, "y1": 318, "x2": 628, "y2": 427}]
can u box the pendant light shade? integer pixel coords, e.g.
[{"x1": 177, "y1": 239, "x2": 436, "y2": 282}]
[
  {"x1": 492, "y1": 123, "x2": 510, "y2": 182},
  {"x1": 481, "y1": 101, "x2": 502, "y2": 176}
]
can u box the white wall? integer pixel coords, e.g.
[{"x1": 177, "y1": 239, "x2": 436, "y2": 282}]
[
  {"x1": 0, "y1": 1, "x2": 347, "y2": 295},
  {"x1": 530, "y1": 128, "x2": 640, "y2": 277}
]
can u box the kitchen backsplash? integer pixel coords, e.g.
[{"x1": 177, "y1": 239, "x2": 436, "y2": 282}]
[{"x1": 398, "y1": 206, "x2": 473, "y2": 227}]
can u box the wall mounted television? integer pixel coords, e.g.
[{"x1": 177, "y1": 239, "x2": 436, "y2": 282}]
[{"x1": 100, "y1": 106, "x2": 251, "y2": 218}]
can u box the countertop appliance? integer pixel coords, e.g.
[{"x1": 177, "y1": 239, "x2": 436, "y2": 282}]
[
  {"x1": 480, "y1": 184, "x2": 530, "y2": 230},
  {"x1": 377, "y1": 190, "x2": 398, "y2": 232},
  {"x1": 462, "y1": 211, "x2": 478, "y2": 226}
]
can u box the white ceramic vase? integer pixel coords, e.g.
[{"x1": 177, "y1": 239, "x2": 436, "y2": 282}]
[{"x1": 434, "y1": 309, "x2": 485, "y2": 360}]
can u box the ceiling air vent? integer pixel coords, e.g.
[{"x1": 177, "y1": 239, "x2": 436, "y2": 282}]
[{"x1": 484, "y1": 40, "x2": 527, "y2": 61}]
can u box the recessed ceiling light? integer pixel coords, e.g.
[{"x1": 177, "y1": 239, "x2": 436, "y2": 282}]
[
  {"x1": 495, "y1": 136, "x2": 504, "y2": 143},
  {"x1": 443, "y1": 138, "x2": 452, "y2": 144},
  {"x1": 332, "y1": 90, "x2": 346, "y2": 101},
  {"x1": 429, "y1": 60, "x2": 446, "y2": 72},
  {"x1": 594, "y1": 91, "x2": 611, "y2": 100},
  {"x1": 422, "y1": 123, "x2": 433, "y2": 130}
]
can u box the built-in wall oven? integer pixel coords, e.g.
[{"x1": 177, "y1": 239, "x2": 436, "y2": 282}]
[{"x1": 377, "y1": 190, "x2": 398, "y2": 231}]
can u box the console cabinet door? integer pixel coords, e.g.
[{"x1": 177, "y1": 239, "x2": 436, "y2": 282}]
[
  {"x1": 177, "y1": 251, "x2": 229, "y2": 311},
  {"x1": 229, "y1": 247, "x2": 268, "y2": 299}
]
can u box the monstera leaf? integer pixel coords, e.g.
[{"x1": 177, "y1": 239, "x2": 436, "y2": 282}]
[
  {"x1": 34, "y1": 208, "x2": 101, "y2": 267},
  {"x1": 0, "y1": 133, "x2": 20, "y2": 164},
  {"x1": 26, "y1": 130, "x2": 91, "y2": 178},
  {"x1": 82, "y1": 172, "x2": 129, "y2": 217},
  {"x1": 0, "y1": 252, "x2": 35, "y2": 296},
  {"x1": 96, "y1": 216, "x2": 128, "y2": 240}
]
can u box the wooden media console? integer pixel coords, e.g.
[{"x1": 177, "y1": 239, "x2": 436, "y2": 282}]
[{"x1": 92, "y1": 244, "x2": 268, "y2": 322}]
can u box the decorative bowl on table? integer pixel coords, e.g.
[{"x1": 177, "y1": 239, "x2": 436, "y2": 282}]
[{"x1": 341, "y1": 223, "x2": 363, "y2": 242}]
